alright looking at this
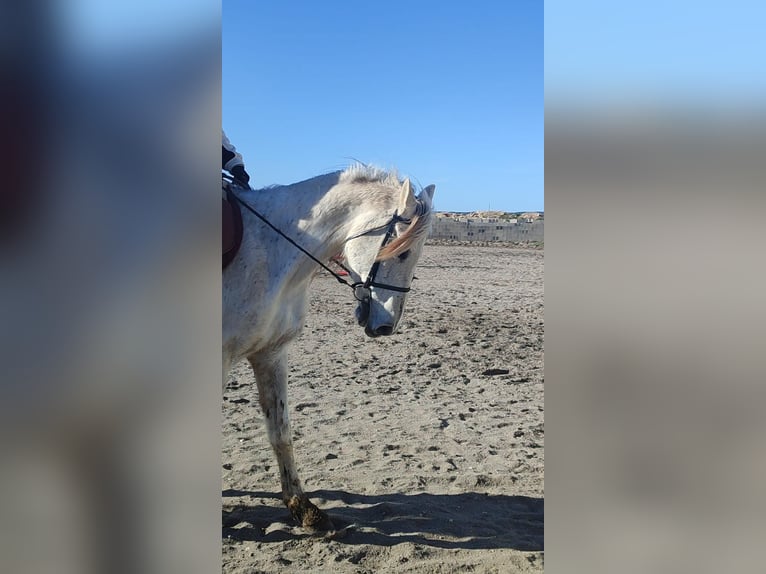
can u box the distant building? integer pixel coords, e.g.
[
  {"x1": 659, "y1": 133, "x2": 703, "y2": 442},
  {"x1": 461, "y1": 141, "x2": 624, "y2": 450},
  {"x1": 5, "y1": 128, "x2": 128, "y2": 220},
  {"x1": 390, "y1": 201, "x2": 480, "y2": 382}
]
[
  {"x1": 429, "y1": 212, "x2": 543, "y2": 242},
  {"x1": 520, "y1": 212, "x2": 542, "y2": 222}
]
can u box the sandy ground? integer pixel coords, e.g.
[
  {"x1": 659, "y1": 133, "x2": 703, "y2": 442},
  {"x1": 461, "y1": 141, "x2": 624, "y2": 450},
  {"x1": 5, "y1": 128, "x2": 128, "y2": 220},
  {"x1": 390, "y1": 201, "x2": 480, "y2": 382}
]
[{"x1": 223, "y1": 244, "x2": 544, "y2": 573}]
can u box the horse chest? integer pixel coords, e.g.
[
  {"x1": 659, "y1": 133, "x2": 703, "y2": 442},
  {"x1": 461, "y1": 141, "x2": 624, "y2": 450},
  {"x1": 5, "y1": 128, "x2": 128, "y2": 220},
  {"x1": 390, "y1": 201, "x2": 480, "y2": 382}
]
[{"x1": 230, "y1": 295, "x2": 305, "y2": 355}]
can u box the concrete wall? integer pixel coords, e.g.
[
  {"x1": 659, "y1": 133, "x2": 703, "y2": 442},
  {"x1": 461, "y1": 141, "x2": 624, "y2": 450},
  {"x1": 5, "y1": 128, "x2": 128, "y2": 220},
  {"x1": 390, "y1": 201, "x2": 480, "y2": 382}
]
[{"x1": 429, "y1": 218, "x2": 544, "y2": 242}]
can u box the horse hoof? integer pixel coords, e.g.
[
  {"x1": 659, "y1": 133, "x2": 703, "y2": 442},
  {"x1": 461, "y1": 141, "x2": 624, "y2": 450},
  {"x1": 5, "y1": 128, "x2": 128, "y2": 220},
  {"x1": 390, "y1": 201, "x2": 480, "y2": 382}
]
[
  {"x1": 286, "y1": 495, "x2": 335, "y2": 531},
  {"x1": 305, "y1": 509, "x2": 335, "y2": 532}
]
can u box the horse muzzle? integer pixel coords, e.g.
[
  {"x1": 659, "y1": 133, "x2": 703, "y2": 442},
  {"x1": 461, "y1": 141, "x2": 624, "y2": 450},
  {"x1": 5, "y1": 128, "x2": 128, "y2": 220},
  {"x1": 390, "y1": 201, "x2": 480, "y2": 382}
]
[
  {"x1": 356, "y1": 301, "x2": 395, "y2": 337},
  {"x1": 365, "y1": 324, "x2": 394, "y2": 337}
]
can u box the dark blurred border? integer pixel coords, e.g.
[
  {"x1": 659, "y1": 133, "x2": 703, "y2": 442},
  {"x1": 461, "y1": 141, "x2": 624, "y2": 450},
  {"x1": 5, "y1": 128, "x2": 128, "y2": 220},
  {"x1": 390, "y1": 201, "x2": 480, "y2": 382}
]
[{"x1": 1, "y1": 2, "x2": 221, "y2": 573}]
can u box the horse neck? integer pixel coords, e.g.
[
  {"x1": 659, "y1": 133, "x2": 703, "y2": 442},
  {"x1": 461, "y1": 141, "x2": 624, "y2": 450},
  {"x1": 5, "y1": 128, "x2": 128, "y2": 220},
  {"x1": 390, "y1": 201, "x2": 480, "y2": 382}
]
[
  {"x1": 258, "y1": 174, "x2": 396, "y2": 278},
  {"x1": 306, "y1": 180, "x2": 397, "y2": 258}
]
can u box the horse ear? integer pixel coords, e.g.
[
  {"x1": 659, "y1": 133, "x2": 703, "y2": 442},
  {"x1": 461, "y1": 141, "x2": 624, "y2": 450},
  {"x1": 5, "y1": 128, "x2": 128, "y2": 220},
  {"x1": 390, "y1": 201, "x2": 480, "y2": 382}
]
[
  {"x1": 398, "y1": 178, "x2": 418, "y2": 215},
  {"x1": 421, "y1": 184, "x2": 436, "y2": 203}
]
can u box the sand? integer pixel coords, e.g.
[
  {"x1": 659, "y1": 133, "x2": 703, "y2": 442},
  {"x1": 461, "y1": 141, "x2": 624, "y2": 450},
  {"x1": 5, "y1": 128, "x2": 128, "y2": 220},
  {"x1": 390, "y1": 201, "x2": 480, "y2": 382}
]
[{"x1": 223, "y1": 244, "x2": 544, "y2": 573}]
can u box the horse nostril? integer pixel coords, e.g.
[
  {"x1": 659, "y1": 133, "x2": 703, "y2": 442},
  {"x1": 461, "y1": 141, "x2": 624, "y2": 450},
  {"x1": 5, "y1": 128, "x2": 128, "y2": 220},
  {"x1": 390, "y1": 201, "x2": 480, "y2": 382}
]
[{"x1": 374, "y1": 325, "x2": 393, "y2": 336}]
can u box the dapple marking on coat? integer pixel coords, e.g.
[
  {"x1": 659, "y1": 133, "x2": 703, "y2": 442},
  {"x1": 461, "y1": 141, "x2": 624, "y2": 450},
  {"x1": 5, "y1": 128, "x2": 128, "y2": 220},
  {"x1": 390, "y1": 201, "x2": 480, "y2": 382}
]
[{"x1": 223, "y1": 165, "x2": 435, "y2": 529}]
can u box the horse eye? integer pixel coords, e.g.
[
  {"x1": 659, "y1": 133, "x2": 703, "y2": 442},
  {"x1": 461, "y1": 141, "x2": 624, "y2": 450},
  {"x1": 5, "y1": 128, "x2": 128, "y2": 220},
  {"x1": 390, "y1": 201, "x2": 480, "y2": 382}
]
[{"x1": 398, "y1": 250, "x2": 410, "y2": 261}]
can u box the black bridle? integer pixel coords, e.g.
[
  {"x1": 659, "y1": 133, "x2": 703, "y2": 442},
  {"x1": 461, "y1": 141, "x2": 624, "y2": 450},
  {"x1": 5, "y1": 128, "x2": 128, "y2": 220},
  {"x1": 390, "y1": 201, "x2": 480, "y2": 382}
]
[
  {"x1": 346, "y1": 213, "x2": 413, "y2": 302},
  {"x1": 225, "y1": 178, "x2": 413, "y2": 301}
]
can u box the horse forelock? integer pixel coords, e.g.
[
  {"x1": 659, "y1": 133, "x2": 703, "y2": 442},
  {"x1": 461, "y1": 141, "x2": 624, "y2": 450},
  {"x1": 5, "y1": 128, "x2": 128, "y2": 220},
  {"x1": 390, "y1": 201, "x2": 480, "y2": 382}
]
[{"x1": 376, "y1": 201, "x2": 433, "y2": 261}]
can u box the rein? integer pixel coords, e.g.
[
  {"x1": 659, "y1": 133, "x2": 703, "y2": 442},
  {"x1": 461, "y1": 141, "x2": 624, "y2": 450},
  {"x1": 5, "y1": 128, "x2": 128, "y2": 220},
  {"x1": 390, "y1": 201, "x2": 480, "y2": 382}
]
[{"x1": 225, "y1": 177, "x2": 412, "y2": 300}]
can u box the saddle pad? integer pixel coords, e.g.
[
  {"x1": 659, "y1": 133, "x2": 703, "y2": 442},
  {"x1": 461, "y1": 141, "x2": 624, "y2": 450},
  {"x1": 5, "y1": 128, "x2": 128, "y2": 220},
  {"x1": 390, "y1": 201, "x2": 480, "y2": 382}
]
[{"x1": 223, "y1": 186, "x2": 243, "y2": 270}]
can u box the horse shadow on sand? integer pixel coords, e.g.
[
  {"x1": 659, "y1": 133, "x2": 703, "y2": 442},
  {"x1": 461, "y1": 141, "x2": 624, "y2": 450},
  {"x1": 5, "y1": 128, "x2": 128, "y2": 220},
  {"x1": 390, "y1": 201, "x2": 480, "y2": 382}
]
[{"x1": 222, "y1": 489, "x2": 543, "y2": 551}]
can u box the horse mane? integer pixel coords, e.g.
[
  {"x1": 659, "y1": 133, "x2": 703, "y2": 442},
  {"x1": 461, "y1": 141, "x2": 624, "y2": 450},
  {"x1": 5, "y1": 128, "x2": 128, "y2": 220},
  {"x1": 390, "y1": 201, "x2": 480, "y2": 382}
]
[{"x1": 338, "y1": 164, "x2": 401, "y2": 188}]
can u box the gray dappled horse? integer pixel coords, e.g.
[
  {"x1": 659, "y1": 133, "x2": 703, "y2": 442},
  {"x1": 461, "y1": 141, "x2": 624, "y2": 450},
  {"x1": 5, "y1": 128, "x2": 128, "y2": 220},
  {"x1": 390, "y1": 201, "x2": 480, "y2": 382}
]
[{"x1": 223, "y1": 165, "x2": 435, "y2": 528}]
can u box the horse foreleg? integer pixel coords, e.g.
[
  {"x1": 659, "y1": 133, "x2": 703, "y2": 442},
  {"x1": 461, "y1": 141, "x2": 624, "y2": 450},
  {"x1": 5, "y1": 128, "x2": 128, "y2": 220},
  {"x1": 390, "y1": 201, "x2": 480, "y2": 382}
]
[{"x1": 248, "y1": 351, "x2": 333, "y2": 530}]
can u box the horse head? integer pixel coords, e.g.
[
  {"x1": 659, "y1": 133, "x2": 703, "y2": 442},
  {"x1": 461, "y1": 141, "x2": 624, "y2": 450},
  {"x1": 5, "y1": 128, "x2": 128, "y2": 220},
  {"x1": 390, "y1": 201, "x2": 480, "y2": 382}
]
[{"x1": 343, "y1": 178, "x2": 435, "y2": 337}]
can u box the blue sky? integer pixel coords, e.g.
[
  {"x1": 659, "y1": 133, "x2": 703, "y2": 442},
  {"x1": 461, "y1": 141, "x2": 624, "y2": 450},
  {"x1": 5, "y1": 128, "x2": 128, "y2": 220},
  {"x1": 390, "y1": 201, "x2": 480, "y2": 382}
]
[
  {"x1": 545, "y1": 1, "x2": 766, "y2": 104},
  {"x1": 223, "y1": 1, "x2": 543, "y2": 212}
]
